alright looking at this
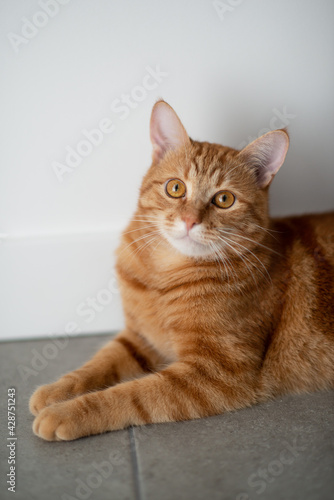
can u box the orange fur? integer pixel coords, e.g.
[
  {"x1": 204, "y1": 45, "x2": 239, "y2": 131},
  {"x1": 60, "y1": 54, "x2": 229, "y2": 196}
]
[{"x1": 30, "y1": 101, "x2": 334, "y2": 441}]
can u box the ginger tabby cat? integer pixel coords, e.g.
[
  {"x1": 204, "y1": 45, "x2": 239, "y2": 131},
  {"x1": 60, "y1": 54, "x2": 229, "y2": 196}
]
[{"x1": 30, "y1": 100, "x2": 334, "y2": 441}]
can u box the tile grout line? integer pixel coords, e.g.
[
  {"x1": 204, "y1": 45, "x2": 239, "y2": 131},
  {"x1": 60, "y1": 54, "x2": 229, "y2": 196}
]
[{"x1": 128, "y1": 426, "x2": 144, "y2": 500}]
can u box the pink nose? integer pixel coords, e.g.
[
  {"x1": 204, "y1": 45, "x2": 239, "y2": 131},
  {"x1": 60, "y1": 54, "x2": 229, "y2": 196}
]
[{"x1": 183, "y1": 215, "x2": 199, "y2": 233}]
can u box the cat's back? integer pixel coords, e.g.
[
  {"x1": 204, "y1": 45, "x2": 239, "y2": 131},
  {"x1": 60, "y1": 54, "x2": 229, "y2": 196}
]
[
  {"x1": 269, "y1": 210, "x2": 334, "y2": 346},
  {"x1": 272, "y1": 211, "x2": 334, "y2": 266},
  {"x1": 259, "y1": 211, "x2": 334, "y2": 396}
]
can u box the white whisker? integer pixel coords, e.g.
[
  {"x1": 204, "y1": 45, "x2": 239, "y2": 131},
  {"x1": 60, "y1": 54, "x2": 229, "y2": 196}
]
[
  {"x1": 122, "y1": 229, "x2": 162, "y2": 253},
  {"x1": 217, "y1": 228, "x2": 281, "y2": 256},
  {"x1": 133, "y1": 213, "x2": 162, "y2": 219},
  {"x1": 217, "y1": 233, "x2": 272, "y2": 284},
  {"x1": 135, "y1": 235, "x2": 159, "y2": 258},
  {"x1": 239, "y1": 222, "x2": 281, "y2": 241},
  {"x1": 123, "y1": 224, "x2": 160, "y2": 235},
  {"x1": 130, "y1": 220, "x2": 161, "y2": 222},
  {"x1": 216, "y1": 236, "x2": 260, "y2": 289},
  {"x1": 209, "y1": 241, "x2": 226, "y2": 280},
  {"x1": 211, "y1": 240, "x2": 239, "y2": 285}
]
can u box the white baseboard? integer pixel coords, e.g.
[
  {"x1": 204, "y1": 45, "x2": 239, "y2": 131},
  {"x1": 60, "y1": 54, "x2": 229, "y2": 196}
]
[{"x1": 0, "y1": 230, "x2": 125, "y2": 341}]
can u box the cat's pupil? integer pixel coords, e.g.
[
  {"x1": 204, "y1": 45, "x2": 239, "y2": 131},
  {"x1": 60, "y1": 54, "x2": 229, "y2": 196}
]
[
  {"x1": 221, "y1": 194, "x2": 227, "y2": 203},
  {"x1": 173, "y1": 184, "x2": 179, "y2": 192}
]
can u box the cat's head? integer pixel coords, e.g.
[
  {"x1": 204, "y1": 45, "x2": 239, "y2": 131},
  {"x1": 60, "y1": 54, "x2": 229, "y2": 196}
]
[{"x1": 136, "y1": 100, "x2": 289, "y2": 260}]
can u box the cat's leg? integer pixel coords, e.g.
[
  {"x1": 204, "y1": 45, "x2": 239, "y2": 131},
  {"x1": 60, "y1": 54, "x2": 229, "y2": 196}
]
[
  {"x1": 29, "y1": 329, "x2": 165, "y2": 416},
  {"x1": 32, "y1": 360, "x2": 258, "y2": 441}
]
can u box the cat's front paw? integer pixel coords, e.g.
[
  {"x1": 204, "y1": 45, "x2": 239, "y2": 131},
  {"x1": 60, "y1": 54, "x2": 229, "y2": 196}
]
[
  {"x1": 32, "y1": 400, "x2": 81, "y2": 441},
  {"x1": 29, "y1": 377, "x2": 81, "y2": 416},
  {"x1": 32, "y1": 394, "x2": 106, "y2": 441}
]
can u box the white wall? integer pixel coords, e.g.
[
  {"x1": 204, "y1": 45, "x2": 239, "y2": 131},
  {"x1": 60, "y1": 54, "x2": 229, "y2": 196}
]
[{"x1": 1, "y1": 0, "x2": 333, "y2": 340}]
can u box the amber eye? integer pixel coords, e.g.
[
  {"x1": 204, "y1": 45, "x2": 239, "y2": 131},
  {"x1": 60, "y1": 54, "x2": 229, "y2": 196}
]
[
  {"x1": 165, "y1": 179, "x2": 186, "y2": 198},
  {"x1": 212, "y1": 190, "x2": 235, "y2": 209}
]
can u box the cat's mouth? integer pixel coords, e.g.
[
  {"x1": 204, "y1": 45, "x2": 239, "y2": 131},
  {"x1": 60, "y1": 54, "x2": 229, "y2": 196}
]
[
  {"x1": 163, "y1": 230, "x2": 213, "y2": 258},
  {"x1": 176, "y1": 234, "x2": 207, "y2": 246}
]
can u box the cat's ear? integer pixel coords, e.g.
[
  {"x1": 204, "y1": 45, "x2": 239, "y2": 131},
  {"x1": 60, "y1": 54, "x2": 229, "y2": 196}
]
[
  {"x1": 238, "y1": 129, "x2": 289, "y2": 188},
  {"x1": 150, "y1": 100, "x2": 190, "y2": 163}
]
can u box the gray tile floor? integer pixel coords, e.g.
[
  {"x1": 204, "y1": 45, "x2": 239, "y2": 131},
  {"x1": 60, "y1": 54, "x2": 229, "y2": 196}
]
[{"x1": 0, "y1": 333, "x2": 333, "y2": 500}]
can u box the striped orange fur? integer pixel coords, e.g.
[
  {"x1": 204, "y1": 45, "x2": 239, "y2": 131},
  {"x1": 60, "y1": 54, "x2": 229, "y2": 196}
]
[{"x1": 30, "y1": 101, "x2": 334, "y2": 441}]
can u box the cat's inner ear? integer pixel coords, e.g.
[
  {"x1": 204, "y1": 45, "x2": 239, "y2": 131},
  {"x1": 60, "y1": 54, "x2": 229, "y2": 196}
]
[
  {"x1": 150, "y1": 100, "x2": 190, "y2": 163},
  {"x1": 238, "y1": 130, "x2": 289, "y2": 188}
]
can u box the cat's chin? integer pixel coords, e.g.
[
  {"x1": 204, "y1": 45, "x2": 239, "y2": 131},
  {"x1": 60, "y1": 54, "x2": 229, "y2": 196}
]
[{"x1": 163, "y1": 233, "x2": 213, "y2": 259}]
